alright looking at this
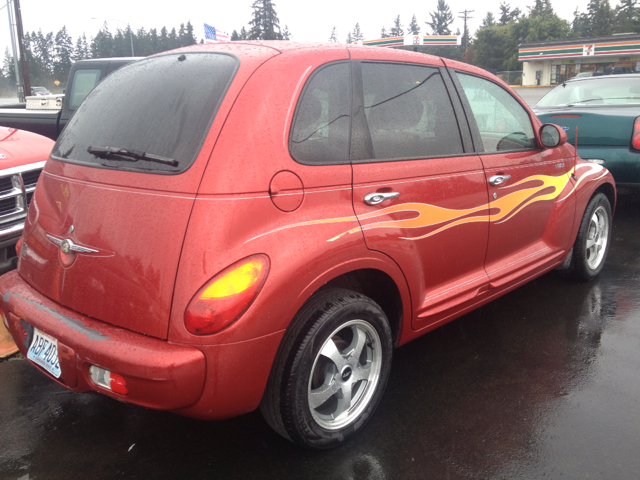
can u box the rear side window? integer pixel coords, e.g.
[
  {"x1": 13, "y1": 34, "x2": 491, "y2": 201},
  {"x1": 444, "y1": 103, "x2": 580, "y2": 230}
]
[
  {"x1": 456, "y1": 73, "x2": 536, "y2": 153},
  {"x1": 53, "y1": 53, "x2": 238, "y2": 174},
  {"x1": 289, "y1": 62, "x2": 351, "y2": 165},
  {"x1": 361, "y1": 62, "x2": 463, "y2": 161},
  {"x1": 68, "y1": 69, "x2": 101, "y2": 110}
]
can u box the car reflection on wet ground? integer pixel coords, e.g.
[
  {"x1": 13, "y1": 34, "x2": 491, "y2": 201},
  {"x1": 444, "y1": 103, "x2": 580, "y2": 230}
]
[{"x1": 1, "y1": 192, "x2": 638, "y2": 479}]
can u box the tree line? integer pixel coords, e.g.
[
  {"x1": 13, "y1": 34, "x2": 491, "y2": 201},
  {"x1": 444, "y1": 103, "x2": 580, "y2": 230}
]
[
  {"x1": 2, "y1": 0, "x2": 639, "y2": 95},
  {"x1": 1, "y1": 21, "x2": 199, "y2": 93}
]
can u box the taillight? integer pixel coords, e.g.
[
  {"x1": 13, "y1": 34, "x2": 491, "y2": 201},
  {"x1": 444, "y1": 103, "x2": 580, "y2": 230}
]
[
  {"x1": 184, "y1": 255, "x2": 270, "y2": 335},
  {"x1": 632, "y1": 117, "x2": 640, "y2": 150},
  {"x1": 89, "y1": 366, "x2": 129, "y2": 395},
  {"x1": 15, "y1": 237, "x2": 22, "y2": 257}
]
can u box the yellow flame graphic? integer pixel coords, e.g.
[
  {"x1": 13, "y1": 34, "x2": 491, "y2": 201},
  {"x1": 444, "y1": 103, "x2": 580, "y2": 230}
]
[{"x1": 248, "y1": 164, "x2": 605, "y2": 244}]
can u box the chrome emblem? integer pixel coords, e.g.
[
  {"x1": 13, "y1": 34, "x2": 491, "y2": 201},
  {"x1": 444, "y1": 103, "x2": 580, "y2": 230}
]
[
  {"x1": 61, "y1": 240, "x2": 71, "y2": 254},
  {"x1": 46, "y1": 235, "x2": 99, "y2": 254}
]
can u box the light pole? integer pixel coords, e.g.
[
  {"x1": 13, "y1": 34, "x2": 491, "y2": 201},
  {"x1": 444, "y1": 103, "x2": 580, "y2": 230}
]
[{"x1": 91, "y1": 17, "x2": 134, "y2": 56}]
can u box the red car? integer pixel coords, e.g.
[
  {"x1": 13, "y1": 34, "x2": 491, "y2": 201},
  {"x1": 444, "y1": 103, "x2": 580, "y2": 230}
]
[{"x1": 0, "y1": 42, "x2": 615, "y2": 449}]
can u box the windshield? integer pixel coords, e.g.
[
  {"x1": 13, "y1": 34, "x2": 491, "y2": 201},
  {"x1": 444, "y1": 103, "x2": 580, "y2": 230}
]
[
  {"x1": 52, "y1": 52, "x2": 238, "y2": 174},
  {"x1": 536, "y1": 77, "x2": 640, "y2": 107}
]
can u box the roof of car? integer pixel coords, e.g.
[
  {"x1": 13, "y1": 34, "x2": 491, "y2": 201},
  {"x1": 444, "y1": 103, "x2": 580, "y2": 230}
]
[{"x1": 566, "y1": 73, "x2": 640, "y2": 84}]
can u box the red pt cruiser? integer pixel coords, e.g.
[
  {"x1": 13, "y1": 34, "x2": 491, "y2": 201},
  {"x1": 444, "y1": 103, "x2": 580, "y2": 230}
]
[{"x1": 0, "y1": 42, "x2": 615, "y2": 449}]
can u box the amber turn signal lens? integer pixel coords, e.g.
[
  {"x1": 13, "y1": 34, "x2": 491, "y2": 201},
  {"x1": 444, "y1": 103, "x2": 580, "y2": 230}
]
[{"x1": 184, "y1": 255, "x2": 270, "y2": 336}]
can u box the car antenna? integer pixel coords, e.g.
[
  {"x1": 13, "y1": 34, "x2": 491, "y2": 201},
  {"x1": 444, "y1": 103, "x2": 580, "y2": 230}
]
[{"x1": 573, "y1": 127, "x2": 578, "y2": 180}]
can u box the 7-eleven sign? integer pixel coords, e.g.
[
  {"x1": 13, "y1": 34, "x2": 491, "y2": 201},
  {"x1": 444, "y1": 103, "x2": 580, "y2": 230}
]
[{"x1": 583, "y1": 44, "x2": 596, "y2": 56}]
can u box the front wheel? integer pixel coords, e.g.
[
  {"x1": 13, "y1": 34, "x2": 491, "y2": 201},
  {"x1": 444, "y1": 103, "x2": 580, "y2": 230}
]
[
  {"x1": 569, "y1": 192, "x2": 612, "y2": 281},
  {"x1": 260, "y1": 288, "x2": 393, "y2": 449}
]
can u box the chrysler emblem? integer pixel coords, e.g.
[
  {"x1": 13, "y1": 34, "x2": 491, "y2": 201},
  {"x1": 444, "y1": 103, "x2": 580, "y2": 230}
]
[
  {"x1": 61, "y1": 240, "x2": 71, "y2": 254},
  {"x1": 46, "y1": 234, "x2": 99, "y2": 254}
]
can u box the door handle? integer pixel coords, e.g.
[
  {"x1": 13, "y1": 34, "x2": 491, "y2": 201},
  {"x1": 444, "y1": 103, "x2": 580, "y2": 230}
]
[
  {"x1": 489, "y1": 174, "x2": 511, "y2": 186},
  {"x1": 364, "y1": 191, "x2": 400, "y2": 206}
]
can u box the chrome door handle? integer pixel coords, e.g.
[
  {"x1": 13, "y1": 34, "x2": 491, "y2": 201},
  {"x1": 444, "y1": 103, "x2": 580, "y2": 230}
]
[
  {"x1": 364, "y1": 191, "x2": 400, "y2": 206},
  {"x1": 489, "y1": 175, "x2": 511, "y2": 186}
]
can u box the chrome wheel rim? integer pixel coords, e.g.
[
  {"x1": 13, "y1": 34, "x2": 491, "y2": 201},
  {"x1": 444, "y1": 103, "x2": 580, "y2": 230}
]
[
  {"x1": 586, "y1": 205, "x2": 609, "y2": 270},
  {"x1": 308, "y1": 320, "x2": 382, "y2": 430}
]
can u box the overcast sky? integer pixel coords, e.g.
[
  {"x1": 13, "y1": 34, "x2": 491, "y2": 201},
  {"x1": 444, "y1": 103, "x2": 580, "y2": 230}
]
[{"x1": 2, "y1": 0, "x2": 592, "y2": 61}]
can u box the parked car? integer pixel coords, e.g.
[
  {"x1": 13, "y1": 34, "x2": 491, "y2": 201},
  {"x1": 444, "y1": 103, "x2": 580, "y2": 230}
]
[
  {"x1": 0, "y1": 42, "x2": 615, "y2": 449},
  {"x1": 0, "y1": 126, "x2": 53, "y2": 357},
  {"x1": 30, "y1": 86, "x2": 51, "y2": 96},
  {"x1": 533, "y1": 74, "x2": 640, "y2": 187},
  {"x1": 0, "y1": 126, "x2": 52, "y2": 274}
]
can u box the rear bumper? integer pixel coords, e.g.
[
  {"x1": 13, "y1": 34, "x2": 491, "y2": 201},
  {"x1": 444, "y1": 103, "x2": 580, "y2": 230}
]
[
  {"x1": 0, "y1": 270, "x2": 206, "y2": 411},
  {"x1": 577, "y1": 145, "x2": 640, "y2": 185}
]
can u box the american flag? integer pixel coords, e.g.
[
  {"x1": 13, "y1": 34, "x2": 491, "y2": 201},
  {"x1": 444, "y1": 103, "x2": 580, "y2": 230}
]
[{"x1": 204, "y1": 23, "x2": 230, "y2": 43}]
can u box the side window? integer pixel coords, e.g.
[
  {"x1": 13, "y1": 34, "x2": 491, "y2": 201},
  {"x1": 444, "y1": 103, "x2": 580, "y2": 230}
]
[
  {"x1": 68, "y1": 69, "x2": 102, "y2": 110},
  {"x1": 361, "y1": 62, "x2": 463, "y2": 161},
  {"x1": 457, "y1": 73, "x2": 536, "y2": 153},
  {"x1": 289, "y1": 62, "x2": 350, "y2": 165}
]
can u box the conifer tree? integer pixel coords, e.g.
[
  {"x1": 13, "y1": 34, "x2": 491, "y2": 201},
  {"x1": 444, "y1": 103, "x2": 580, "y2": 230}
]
[
  {"x1": 53, "y1": 26, "x2": 73, "y2": 81},
  {"x1": 390, "y1": 16, "x2": 404, "y2": 36},
  {"x1": 329, "y1": 27, "x2": 338, "y2": 42},
  {"x1": 482, "y1": 12, "x2": 496, "y2": 27},
  {"x1": 249, "y1": 0, "x2": 282, "y2": 40},
  {"x1": 408, "y1": 14, "x2": 421, "y2": 34},
  {"x1": 352, "y1": 23, "x2": 364, "y2": 42},
  {"x1": 427, "y1": 0, "x2": 454, "y2": 35},
  {"x1": 346, "y1": 32, "x2": 353, "y2": 43},
  {"x1": 380, "y1": 27, "x2": 389, "y2": 38}
]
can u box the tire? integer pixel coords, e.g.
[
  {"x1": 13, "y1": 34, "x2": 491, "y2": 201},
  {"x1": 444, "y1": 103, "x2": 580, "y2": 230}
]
[
  {"x1": 569, "y1": 192, "x2": 612, "y2": 281},
  {"x1": 260, "y1": 288, "x2": 393, "y2": 449}
]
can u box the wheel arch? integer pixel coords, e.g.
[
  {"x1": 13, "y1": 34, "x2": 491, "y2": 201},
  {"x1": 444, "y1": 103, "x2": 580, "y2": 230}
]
[{"x1": 594, "y1": 181, "x2": 616, "y2": 214}]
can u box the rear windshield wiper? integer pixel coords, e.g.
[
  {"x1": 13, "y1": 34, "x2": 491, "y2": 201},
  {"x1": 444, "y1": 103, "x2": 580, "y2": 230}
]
[{"x1": 87, "y1": 146, "x2": 179, "y2": 167}]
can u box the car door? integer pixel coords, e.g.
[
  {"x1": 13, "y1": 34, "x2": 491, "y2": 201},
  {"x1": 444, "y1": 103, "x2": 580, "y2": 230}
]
[
  {"x1": 348, "y1": 60, "x2": 491, "y2": 331},
  {"x1": 450, "y1": 70, "x2": 577, "y2": 291}
]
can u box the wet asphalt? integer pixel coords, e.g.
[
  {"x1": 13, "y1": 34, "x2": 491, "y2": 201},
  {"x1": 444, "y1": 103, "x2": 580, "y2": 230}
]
[{"x1": 2, "y1": 89, "x2": 640, "y2": 480}]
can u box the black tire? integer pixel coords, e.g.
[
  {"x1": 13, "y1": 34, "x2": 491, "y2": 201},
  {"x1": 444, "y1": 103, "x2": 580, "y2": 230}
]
[
  {"x1": 260, "y1": 288, "x2": 393, "y2": 450},
  {"x1": 569, "y1": 192, "x2": 612, "y2": 281}
]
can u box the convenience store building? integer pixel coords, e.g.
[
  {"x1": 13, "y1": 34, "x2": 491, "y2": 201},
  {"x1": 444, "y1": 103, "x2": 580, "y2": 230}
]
[{"x1": 519, "y1": 33, "x2": 640, "y2": 85}]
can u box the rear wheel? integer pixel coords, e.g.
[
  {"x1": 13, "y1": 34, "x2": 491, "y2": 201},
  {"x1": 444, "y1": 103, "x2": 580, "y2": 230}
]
[
  {"x1": 569, "y1": 193, "x2": 612, "y2": 281},
  {"x1": 260, "y1": 288, "x2": 393, "y2": 449}
]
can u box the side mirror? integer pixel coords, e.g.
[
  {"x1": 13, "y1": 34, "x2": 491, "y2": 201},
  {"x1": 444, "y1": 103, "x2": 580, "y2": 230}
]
[{"x1": 540, "y1": 124, "x2": 567, "y2": 148}]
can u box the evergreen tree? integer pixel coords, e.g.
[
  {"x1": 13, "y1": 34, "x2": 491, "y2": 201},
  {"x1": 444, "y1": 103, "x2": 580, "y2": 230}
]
[
  {"x1": 499, "y1": 3, "x2": 521, "y2": 25},
  {"x1": 408, "y1": 14, "x2": 421, "y2": 34},
  {"x1": 91, "y1": 23, "x2": 114, "y2": 58},
  {"x1": 329, "y1": 26, "x2": 338, "y2": 42},
  {"x1": 528, "y1": 0, "x2": 555, "y2": 17},
  {"x1": 615, "y1": 0, "x2": 639, "y2": 33},
  {"x1": 249, "y1": 0, "x2": 282, "y2": 40},
  {"x1": 572, "y1": 8, "x2": 588, "y2": 36},
  {"x1": 482, "y1": 12, "x2": 496, "y2": 27},
  {"x1": 390, "y1": 16, "x2": 404, "y2": 36},
  {"x1": 53, "y1": 26, "x2": 73, "y2": 81},
  {"x1": 380, "y1": 27, "x2": 389, "y2": 38},
  {"x1": 159, "y1": 27, "x2": 171, "y2": 51},
  {"x1": 168, "y1": 28, "x2": 179, "y2": 49},
  {"x1": 346, "y1": 32, "x2": 353, "y2": 43},
  {"x1": 3, "y1": 49, "x2": 16, "y2": 85},
  {"x1": 282, "y1": 25, "x2": 291, "y2": 40},
  {"x1": 427, "y1": 0, "x2": 454, "y2": 35},
  {"x1": 231, "y1": 30, "x2": 241, "y2": 41},
  {"x1": 240, "y1": 26, "x2": 249, "y2": 39},
  {"x1": 586, "y1": 0, "x2": 615, "y2": 36},
  {"x1": 352, "y1": 23, "x2": 364, "y2": 42}
]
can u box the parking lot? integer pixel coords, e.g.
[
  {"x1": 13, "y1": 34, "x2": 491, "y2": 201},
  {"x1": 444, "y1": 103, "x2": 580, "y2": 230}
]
[{"x1": 2, "y1": 87, "x2": 639, "y2": 480}]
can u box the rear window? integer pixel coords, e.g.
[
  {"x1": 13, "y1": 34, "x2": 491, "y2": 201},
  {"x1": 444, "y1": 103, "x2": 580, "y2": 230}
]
[
  {"x1": 52, "y1": 53, "x2": 238, "y2": 174},
  {"x1": 536, "y1": 77, "x2": 640, "y2": 107}
]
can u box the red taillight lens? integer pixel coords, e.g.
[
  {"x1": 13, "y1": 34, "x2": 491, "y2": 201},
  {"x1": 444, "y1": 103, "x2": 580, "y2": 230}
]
[
  {"x1": 184, "y1": 255, "x2": 270, "y2": 335},
  {"x1": 632, "y1": 117, "x2": 640, "y2": 150},
  {"x1": 15, "y1": 237, "x2": 22, "y2": 257}
]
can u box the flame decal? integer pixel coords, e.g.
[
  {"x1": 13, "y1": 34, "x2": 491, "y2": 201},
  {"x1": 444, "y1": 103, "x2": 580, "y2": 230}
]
[{"x1": 248, "y1": 164, "x2": 606, "y2": 244}]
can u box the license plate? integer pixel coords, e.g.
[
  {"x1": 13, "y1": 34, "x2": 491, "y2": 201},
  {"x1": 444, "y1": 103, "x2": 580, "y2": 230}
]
[{"x1": 27, "y1": 327, "x2": 61, "y2": 378}]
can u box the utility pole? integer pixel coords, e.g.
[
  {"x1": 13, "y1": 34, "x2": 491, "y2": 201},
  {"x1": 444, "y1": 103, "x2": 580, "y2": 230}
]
[
  {"x1": 4, "y1": 0, "x2": 22, "y2": 101},
  {"x1": 458, "y1": 9, "x2": 474, "y2": 52},
  {"x1": 13, "y1": 0, "x2": 30, "y2": 101}
]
